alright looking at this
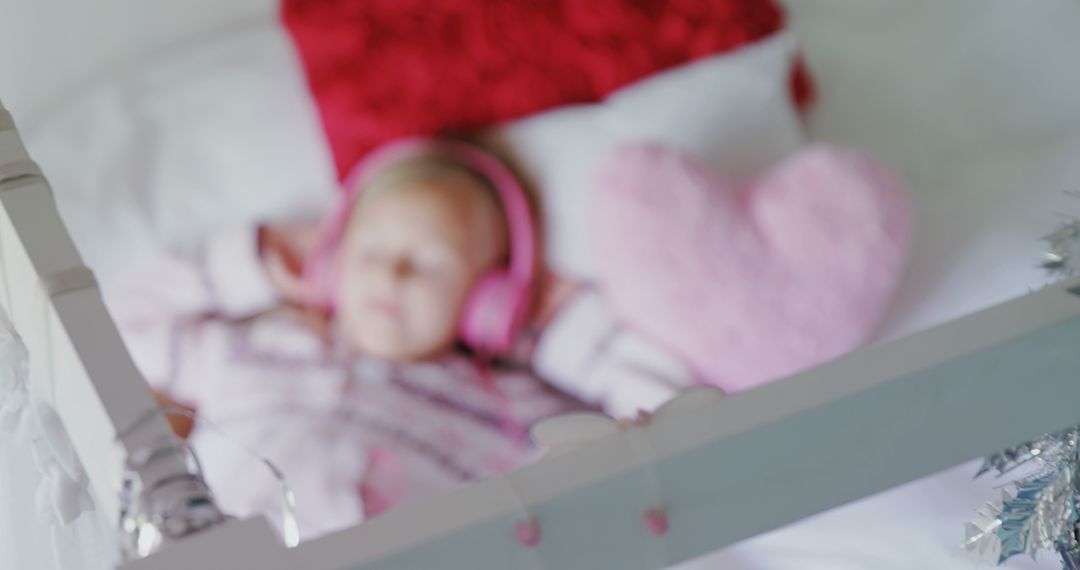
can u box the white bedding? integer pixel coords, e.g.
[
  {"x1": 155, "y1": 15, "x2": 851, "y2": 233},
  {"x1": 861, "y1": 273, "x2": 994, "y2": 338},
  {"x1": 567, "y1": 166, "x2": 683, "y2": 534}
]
[
  {"x1": 789, "y1": 0, "x2": 1080, "y2": 345},
  {"x1": 16, "y1": 0, "x2": 1080, "y2": 568}
]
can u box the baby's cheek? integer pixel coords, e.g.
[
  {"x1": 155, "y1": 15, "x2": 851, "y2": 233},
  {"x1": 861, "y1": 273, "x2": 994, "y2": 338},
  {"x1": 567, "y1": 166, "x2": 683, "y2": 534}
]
[
  {"x1": 411, "y1": 279, "x2": 468, "y2": 341},
  {"x1": 409, "y1": 288, "x2": 453, "y2": 340},
  {"x1": 339, "y1": 300, "x2": 371, "y2": 352},
  {"x1": 337, "y1": 282, "x2": 365, "y2": 328}
]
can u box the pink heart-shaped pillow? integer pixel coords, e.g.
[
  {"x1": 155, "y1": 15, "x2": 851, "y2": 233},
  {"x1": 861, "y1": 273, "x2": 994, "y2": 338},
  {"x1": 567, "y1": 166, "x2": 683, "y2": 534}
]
[{"x1": 592, "y1": 144, "x2": 912, "y2": 393}]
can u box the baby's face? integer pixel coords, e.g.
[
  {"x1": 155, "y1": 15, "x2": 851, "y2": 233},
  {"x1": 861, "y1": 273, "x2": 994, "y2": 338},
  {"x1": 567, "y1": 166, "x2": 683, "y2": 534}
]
[{"x1": 337, "y1": 170, "x2": 506, "y2": 361}]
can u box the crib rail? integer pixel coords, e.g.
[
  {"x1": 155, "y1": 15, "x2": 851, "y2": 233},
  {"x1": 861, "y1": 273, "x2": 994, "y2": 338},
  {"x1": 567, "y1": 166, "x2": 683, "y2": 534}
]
[
  {"x1": 0, "y1": 102, "x2": 209, "y2": 533},
  {"x1": 1, "y1": 104, "x2": 129, "y2": 522},
  {"x1": 289, "y1": 279, "x2": 1080, "y2": 569},
  {"x1": 2, "y1": 100, "x2": 293, "y2": 568}
]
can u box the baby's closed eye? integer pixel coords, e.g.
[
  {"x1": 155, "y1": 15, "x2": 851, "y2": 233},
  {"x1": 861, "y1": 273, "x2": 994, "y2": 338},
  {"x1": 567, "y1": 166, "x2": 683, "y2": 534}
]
[{"x1": 411, "y1": 246, "x2": 463, "y2": 277}]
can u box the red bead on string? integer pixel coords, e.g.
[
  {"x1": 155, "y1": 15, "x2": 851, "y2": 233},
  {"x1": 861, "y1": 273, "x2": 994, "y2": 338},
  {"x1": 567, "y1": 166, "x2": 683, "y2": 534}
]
[
  {"x1": 645, "y1": 507, "x2": 670, "y2": 537},
  {"x1": 515, "y1": 518, "x2": 542, "y2": 547}
]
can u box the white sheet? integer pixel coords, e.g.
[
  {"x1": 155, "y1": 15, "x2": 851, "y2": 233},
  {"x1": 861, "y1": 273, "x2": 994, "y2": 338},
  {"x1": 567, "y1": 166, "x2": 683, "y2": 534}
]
[
  {"x1": 675, "y1": 1, "x2": 1080, "y2": 567},
  {"x1": 791, "y1": 0, "x2": 1080, "y2": 346},
  {"x1": 15, "y1": 0, "x2": 1080, "y2": 568},
  {"x1": 679, "y1": 460, "x2": 1054, "y2": 570}
]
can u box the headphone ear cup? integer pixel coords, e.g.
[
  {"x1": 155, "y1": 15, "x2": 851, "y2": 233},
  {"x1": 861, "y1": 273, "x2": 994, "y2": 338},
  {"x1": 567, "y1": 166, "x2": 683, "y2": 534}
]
[{"x1": 460, "y1": 271, "x2": 532, "y2": 355}]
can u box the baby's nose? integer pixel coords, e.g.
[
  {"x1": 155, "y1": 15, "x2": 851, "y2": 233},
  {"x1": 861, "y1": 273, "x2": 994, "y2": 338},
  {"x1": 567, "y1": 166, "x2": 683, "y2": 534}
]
[{"x1": 387, "y1": 258, "x2": 414, "y2": 281}]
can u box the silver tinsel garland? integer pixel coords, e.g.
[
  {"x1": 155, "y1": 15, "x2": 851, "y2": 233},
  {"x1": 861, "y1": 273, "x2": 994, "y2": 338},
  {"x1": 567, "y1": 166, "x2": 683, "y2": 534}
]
[
  {"x1": 965, "y1": 214, "x2": 1080, "y2": 568},
  {"x1": 965, "y1": 427, "x2": 1080, "y2": 565},
  {"x1": 1041, "y1": 220, "x2": 1080, "y2": 277}
]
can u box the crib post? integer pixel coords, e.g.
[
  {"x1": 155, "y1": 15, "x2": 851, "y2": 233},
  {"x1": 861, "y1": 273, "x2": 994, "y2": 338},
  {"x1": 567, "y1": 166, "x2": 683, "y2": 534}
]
[{"x1": 0, "y1": 101, "x2": 251, "y2": 563}]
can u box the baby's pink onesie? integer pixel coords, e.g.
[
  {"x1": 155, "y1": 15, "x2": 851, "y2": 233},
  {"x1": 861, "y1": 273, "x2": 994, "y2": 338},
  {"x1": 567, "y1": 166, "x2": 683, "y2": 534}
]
[{"x1": 105, "y1": 227, "x2": 588, "y2": 540}]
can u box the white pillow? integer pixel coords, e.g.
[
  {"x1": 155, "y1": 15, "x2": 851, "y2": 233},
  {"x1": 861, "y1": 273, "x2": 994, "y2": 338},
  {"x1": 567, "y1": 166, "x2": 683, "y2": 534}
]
[
  {"x1": 490, "y1": 32, "x2": 806, "y2": 279},
  {"x1": 25, "y1": 26, "x2": 338, "y2": 282},
  {"x1": 26, "y1": 25, "x2": 804, "y2": 284}
]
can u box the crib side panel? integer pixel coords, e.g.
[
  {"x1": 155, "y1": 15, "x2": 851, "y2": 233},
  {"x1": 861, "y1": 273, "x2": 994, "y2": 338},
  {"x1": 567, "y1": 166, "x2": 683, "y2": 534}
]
[
  {"x1": 0, "y1": 104, "x2": 177, "y2": 530},
  {"x1": 292, "y1": 279, "x2": 1080, "y2": 569}
]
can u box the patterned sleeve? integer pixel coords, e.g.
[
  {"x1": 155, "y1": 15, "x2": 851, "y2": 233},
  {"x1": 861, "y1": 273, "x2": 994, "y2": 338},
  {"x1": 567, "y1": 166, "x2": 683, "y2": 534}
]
[
  {"x1": 104, "y1": 227, "x2": 280, "y2": 404},
  {"x1": 529, "y1": 290, "x2": 697, "y2": 419}
]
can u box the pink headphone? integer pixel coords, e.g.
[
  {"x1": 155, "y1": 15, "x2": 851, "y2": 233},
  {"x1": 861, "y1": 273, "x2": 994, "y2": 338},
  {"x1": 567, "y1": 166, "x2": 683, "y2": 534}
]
[{"x1": 304, "y1": 137, "x2": 537, "y2": 355}]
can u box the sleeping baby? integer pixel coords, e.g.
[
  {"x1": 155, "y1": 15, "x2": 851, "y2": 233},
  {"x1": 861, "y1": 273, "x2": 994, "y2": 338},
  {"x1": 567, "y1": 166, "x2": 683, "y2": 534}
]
[{"x1": 107, "y1": 136, "x2": 693, "y2": 540}]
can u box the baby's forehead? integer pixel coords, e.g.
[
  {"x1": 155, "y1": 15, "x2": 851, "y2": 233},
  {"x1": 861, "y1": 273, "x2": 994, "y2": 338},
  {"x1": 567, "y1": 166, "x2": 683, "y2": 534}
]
[
  {"x1": 345, "y1": 157, "x2": 509, "y2": 257},
  {"x1": 357, "y1": 167, "x2": 500, "y2": 221},
  {"x1": 350, "y1": 180, "x2": 492, "y2": 243},
  {"x1": 363, "y1": 156, "x2": 493, "y2": 200}
]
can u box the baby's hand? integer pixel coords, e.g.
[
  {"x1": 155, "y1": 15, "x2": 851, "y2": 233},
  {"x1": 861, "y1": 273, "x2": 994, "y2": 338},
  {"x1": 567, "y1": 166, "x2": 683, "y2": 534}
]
[
  {"x1": 152, "y1": 390, "x2": 196, "y2": 439},
  {"x1": 534, "y1": 270, "x2": 584, "y2": 327},
  {"x1": 508, "y1": 270, "x2": 584, "y2": 362},
  {"x1": 258, "y1": 221, "x2": 322, "y2": 306}
]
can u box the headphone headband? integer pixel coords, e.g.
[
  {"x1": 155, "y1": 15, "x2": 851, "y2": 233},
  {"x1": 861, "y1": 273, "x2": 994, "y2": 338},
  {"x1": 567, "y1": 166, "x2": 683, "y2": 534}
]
[{"x1": 307, "y1": 137, "x2": 537, "y2": 310}]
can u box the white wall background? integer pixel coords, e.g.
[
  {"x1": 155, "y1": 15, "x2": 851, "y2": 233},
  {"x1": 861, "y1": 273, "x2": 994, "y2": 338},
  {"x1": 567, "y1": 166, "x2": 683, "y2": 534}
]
[{"x1": 0, "y1": 0, "x2": 276, "y2": 126}]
